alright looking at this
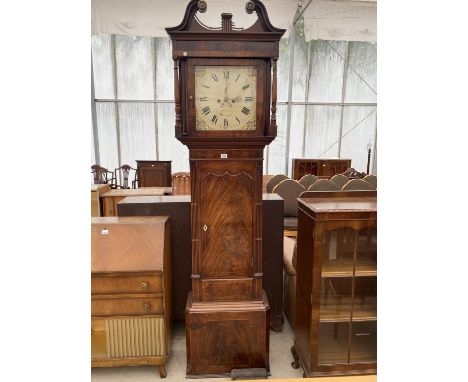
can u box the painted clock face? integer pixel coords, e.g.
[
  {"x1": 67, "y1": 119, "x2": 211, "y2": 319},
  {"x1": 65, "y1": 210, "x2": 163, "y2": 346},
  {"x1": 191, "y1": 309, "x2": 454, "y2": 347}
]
[{"x1": 195, "y1": 66, "x2": 257, "y2": 131}]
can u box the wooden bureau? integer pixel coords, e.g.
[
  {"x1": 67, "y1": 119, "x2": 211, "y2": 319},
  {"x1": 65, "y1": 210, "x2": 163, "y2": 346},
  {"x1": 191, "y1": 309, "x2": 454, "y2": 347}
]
[{"x1": 91, "y1": 216, "x2": 172, "y2": 378}]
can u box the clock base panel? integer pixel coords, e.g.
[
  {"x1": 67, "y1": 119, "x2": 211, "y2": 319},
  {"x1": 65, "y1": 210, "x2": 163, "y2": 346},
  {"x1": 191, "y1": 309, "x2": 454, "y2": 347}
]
[{"x1": 185, "y1": 291, "x2": 270, "y2": 376}]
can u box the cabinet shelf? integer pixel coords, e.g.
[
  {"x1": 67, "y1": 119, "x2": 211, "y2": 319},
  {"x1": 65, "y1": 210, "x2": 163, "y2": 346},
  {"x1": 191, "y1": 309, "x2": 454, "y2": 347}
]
[
  {"x1": 319, "y1": 335, "x2": 377, "y2": 365},
  {"x1": 320, "y1": 297, "x2": 376, "y2": 322},
  {"x1": 322, "y1": 260, "x2": 376, "y2": 278}
]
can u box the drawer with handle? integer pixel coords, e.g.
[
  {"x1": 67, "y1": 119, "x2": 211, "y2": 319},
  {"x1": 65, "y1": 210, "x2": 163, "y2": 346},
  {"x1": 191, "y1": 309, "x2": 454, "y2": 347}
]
[
  {"x1": 92, "y1": 274, "x2": 162, "y2": 295},
  {"x1": 92, "y1": 296, "x2": 164, "y2": 317}
]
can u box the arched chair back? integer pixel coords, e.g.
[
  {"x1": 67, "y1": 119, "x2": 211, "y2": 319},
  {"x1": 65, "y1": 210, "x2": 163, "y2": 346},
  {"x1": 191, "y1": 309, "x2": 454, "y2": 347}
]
[
  {"x1": 330, "y1": 174, "x2": 350, "y2": 189},
  {"x1": 91, "y1": 165, "x2": 114, "y2": 185},
  {"x1": 273, "y1": 179, "x2": 306, "y2": 217},
  {"x1": 172, "y1": 172, "x2": 191, "y2": 195},
  {"x1": 298, "y1": 174, "x2": 319, "y2": 189},
  {"x1": 342, "y1": 178, "x2": 374, "y2": 191},
  {"x1": 308, "y1": 179, "x2": 340, "y2": 191},
  {"x1": 363, "y1": 175, "x2": 377, "y2": 190},
  {"x1": 114, "y1": 164, "x2": 137, "y2": 189},
  {"x1": 266, "y1": 174, "x2": 288, "y2": 193}
]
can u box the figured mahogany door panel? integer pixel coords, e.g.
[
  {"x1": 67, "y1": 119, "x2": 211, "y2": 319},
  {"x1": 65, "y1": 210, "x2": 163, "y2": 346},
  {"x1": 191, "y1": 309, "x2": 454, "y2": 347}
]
[
  {"x1": 187, "y1": 311, "x2": 268, "y2": 375},
  {"x1": 201, "y1": 278, "x2": 253, "y2": 301},
  {"x1": 199, "y1": 166, "x2": 254, "y2": 278}
]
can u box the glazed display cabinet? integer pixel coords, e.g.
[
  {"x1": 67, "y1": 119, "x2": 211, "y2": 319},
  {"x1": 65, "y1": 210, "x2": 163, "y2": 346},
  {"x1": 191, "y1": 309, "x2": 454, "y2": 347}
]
[
  {"x1": 291, "y1": 195, "x2": 377, "y2": 377},
  {"x1": 292, "y1": 158, "x2": 352, "y2": 180}
]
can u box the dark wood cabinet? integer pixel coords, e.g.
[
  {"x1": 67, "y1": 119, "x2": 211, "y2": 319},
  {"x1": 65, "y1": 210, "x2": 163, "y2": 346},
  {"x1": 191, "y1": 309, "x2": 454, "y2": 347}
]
[
  {"x1": 291, "y1": 195, "x2": 377, "y2": 377},
  {"x1": 136, "y1": 160, "x2": 172, "y2": 187},
  {"x1": 292, "y1": 158, "x2": 351, "y2": 180},
  {"x1": 166, "y1": 0, "x2": 284, "y2": 376}
]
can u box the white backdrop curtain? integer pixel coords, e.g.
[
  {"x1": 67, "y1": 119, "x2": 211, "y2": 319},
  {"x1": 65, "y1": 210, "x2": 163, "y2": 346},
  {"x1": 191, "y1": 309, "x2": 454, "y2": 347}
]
[
  {"x1": 91, "y1": 0, "x2": 298, "y2": 38},
  {"x1": 302, "y1": 0, "x2": 376, "y2": 42}
]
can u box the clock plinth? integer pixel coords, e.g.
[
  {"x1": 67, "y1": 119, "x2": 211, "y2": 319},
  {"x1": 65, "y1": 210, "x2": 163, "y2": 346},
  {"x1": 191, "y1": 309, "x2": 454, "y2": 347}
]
[
  {"x1": 185, "y1": 292, "x2": 270, "y2": 376},
  {"x1": 167, "y1": 0, "x2": 285, "y2": 376}
]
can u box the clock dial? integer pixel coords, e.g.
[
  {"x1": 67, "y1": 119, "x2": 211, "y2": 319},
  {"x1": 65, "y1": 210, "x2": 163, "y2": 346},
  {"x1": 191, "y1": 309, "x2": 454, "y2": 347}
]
[{"x1": 195, "y1": 66, "x2": 257, "y2": 131}]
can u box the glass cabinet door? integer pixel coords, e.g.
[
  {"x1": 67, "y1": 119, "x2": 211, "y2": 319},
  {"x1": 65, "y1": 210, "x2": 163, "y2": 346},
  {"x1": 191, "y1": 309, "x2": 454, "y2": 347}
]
[{"x1": 318, "y1": 226, "x2": 377, "y2": 366}]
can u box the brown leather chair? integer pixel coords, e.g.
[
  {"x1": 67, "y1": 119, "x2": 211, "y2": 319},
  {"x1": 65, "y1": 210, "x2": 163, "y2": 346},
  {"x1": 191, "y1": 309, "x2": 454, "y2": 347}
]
[
  {"x1": 266, "y1": 174, "x2": 288, "y2": 193},
  {"x1": 330, "y1": 174, "x2": 350, "y2": 189},
  {"x1": 298, "y1": 174, "x2": 319, "y2": 189},
  {"x1": 363, "y1": 174, "x2": 377, "y2": 190},
  {"x1": 172, "y1": 172, "x2": 191, "y2": 195},
  {"x1": 342, "y1": 178, "x2": 373, "y2": 191},
  {"x1": 308, "y1": 179, "x2": 340, "y2": 191}
]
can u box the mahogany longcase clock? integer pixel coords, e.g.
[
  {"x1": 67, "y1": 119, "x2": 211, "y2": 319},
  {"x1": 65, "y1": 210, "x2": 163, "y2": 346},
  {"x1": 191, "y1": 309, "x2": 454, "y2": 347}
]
[{"x1": 166, "y1": 0, "x2": 285, "y2": 376}]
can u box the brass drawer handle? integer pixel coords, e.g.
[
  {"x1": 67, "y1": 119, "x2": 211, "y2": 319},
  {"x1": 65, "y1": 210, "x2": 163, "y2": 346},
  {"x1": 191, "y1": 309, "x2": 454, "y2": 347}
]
[
  {"x1": 143, "y1": 303, "x2": 151, "y2": 312},
  {"x1": 141, "y1": 282, "x2": 149, "y2": 289}
]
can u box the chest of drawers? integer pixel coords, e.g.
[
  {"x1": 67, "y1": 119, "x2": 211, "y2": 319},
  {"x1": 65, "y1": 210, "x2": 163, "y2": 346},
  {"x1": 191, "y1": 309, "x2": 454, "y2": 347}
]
[{"x1": 91, "y1": 216, "x2": 172, "y2": 378}]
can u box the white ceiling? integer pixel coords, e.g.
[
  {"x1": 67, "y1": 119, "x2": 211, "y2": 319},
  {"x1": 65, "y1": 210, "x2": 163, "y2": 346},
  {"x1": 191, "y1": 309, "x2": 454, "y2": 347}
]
[{"x1": 91, "y1": 0, "x2": 376, "y2": 42}]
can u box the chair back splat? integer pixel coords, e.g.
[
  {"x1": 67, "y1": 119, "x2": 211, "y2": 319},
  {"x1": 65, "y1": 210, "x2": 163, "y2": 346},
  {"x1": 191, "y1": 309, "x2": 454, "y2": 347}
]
[
  {"x1": 298, "y1": 174, "x2": 318, "y2": 189},
  {"x1": 342, "y1": 178, "x2": 374, "y2": 191},
  {"x1": 363, "y1": 174, "x2": 377, "y2": 190},
  {"x1": 91, "y1": 165, "x2": 114, "y2": 186},
  {"x1": 308, "y1": 179, "x2": 340, "y2": 192},
  {"x1": 330, "y1": 174, "x2": 349, "y2": 189},
  {"x1": 114, "y1": 164, "x2": 137, "y2": 189},
  {"x1": 266, "y1": 174, "x2": 288, "y2": 193}
]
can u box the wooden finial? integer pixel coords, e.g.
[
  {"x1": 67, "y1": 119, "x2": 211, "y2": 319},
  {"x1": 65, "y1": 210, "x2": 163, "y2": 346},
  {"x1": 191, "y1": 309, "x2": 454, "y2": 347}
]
[{"x1": 221, "y1": 13, "x2": 233, "y2": 32}]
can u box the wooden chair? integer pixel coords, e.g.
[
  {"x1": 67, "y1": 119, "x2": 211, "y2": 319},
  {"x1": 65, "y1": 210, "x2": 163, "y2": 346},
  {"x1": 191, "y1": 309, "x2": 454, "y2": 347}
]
[
  {"x1": 298, "y1": 174, "x2": 318, "y2": 189},
  {"x1": 91, "y1": 165, "x2": 115, "y2": 186},
  {"x1": 307, "y1": 179, "x2": 340, "y2": 191},
  {"x1": 363, "y1": 174, "x2": 377, "y2": 190},
  {"x1": 342, "y1": 178, "x2": 373, "y2": 191},
  {"x1": 266, "y1": 174, "x2": 288, "y2": 193},
  {"x1": 262, "y1": 175, "x2": 275, "y2": 192},
  {"x1": 114, "y1": 164, "x2": 137, "y2": 189},
  {"x1": 272, "y1": 179, "x2": 305, "y2": 235},
  {"x1": 341, "y1": 167, "x2": 366, "y2": 179},
  {"x1": 172, "y1": 172, "x2": 191, "y2": 195},
  {"x1": 330, "y1": 174, "x2": 350, "y2": 189}
]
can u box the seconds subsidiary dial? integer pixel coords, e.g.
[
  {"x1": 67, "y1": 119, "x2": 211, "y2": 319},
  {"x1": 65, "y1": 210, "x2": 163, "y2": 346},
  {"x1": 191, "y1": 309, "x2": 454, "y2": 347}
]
[{"x1": 194, "y1": 66, "x2": 257, "y2": 131}]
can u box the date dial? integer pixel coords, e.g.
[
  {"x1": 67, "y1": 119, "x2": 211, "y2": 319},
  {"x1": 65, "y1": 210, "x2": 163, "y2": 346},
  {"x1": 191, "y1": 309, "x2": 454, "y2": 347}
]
[{"x1": 194, "y1": 66, "x2": 257, "y2": 131}]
